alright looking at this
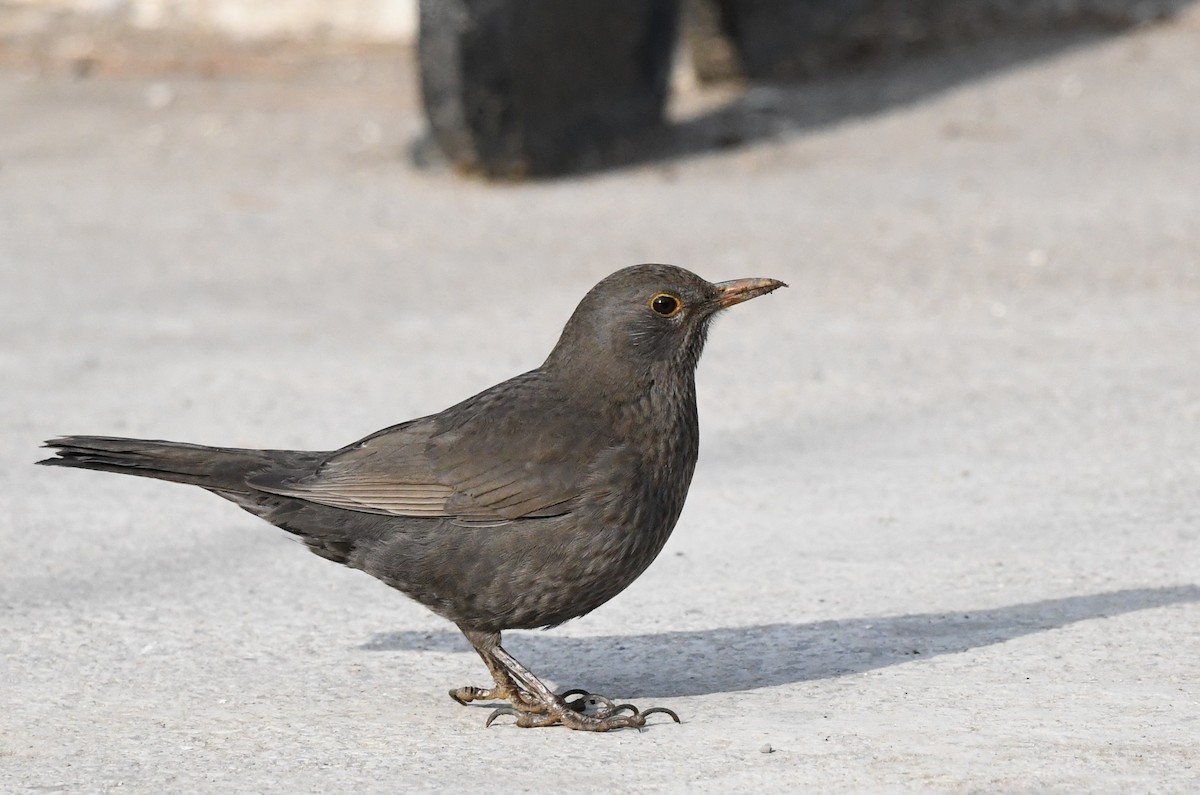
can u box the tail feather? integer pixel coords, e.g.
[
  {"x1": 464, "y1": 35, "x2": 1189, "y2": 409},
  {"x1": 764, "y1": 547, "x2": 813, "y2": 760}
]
[{"x1": 37, "y1": 435, "x2": 284, "y2": 491}]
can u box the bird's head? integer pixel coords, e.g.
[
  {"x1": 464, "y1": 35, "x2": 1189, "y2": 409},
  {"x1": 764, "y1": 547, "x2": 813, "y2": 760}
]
[{"x1": 544, "y1": 264, "x2": 786, "y2": 388}]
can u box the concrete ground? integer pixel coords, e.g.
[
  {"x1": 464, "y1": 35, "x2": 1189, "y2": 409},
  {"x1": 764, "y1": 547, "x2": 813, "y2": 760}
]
[{"x1": 3, "y1": 12, "x2": 1199, "y2": 794}]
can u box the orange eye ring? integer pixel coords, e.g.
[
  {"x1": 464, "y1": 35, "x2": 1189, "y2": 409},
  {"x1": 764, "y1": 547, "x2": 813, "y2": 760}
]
[{"x1": 650, "y1": 293, "x2": 682, "y2": 318}]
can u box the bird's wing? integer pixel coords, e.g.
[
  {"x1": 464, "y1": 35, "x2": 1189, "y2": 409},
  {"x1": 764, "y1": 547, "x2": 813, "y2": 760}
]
[
  {"x1": 248, "y1": 373, "x2": 617, "y2": 522},
  {"x1": 249, "y1": 418, "x2": 456, "y2": 516}
]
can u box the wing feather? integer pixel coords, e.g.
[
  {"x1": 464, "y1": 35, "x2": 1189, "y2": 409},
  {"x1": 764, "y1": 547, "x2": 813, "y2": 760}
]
[{"x1": 249, "y1": 371, "x2": 617, "y2": 522}]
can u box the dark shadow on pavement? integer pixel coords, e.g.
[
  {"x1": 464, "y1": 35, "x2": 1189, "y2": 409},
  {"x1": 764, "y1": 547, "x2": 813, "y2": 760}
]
[
  {"x1": 362, "y1": 585, "x2": 1200, "y2": 699},
  {"x1": 570, "y1": 24, "x2": 1186, "y2": 175}
]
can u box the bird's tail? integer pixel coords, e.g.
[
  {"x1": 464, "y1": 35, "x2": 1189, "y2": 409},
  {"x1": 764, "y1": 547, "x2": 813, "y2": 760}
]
[{"x1": 36, "y1": 435, "x2": 277, "y2": 491}]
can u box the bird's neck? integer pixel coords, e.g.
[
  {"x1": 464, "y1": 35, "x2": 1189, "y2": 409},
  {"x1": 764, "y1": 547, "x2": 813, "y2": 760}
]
[{"x1": 549, "y1": 358, "x2": 698, "y2": 439}]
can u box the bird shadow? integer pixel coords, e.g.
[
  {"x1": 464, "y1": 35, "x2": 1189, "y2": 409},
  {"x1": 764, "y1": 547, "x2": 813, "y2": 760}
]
[{"x1": 362, "y1": 585, "x2": 1199, "y2": 699}]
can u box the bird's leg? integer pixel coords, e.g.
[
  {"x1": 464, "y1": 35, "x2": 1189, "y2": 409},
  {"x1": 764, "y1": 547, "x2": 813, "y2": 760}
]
[
  {"x1": 449, "y1": 629, "x2": 543, "y2": 712},
  {"x1": 483, "y1": 643, "x2": 680, "y2": 731}
]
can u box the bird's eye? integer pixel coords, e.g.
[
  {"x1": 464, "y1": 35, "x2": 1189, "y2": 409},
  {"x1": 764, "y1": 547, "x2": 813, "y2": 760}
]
[{"x1": 650, "y1": 293, "x2": 682, "y2": 317}]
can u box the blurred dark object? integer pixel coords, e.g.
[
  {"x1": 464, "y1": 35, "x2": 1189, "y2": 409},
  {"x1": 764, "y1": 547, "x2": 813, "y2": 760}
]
[
  {"x1": 703, "y1": 0, "x2": 1186, "y2": 80},
  {"x1": 417, "y1": 0, "x2": 1190, "y2": 178},
  {"x1": 418, "y1": 0, "x2": 680, "y2": 178}
]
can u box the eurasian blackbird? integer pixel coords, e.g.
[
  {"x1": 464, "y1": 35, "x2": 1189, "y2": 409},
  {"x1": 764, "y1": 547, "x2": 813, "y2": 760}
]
[{"x1": 38, "y1": 263, "x2": 785, "y2": 731}]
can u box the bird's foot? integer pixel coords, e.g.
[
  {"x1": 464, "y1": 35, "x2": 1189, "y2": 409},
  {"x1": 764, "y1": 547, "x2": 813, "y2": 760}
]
[
  {"x1": 485, "y1": 688, "x2": 680, "y2": 731},
  {"x1": 449, "y1": 683, "x2": 544, "y2": 712}
]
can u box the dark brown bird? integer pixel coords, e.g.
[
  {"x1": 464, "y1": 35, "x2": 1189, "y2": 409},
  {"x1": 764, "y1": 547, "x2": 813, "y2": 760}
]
[{"x1": 38, "y1": 263, "x2": 785, "y2": 731}]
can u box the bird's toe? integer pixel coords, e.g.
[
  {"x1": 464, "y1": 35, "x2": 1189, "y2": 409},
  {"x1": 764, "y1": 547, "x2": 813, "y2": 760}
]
[
  {"x1": 449, "y1": 684, "x2": 543, "y2": 712},
  {"x1": 484, "y1": 690, "x2": 680, "y2": 731}
]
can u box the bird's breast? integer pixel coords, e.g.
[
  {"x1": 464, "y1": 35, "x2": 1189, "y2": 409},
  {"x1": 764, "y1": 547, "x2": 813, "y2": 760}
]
[{"x1": 574, "y1": 379, "x2": 701, "y2": 576}]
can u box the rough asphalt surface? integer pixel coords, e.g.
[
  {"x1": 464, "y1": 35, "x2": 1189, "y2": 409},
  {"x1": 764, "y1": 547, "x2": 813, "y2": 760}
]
[{"x1": 3, "y1": 14, "x2": 1199, "y2": 793}]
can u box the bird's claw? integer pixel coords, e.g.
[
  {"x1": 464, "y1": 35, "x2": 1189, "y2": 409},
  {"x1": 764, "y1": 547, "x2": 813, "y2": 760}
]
[
  {"x1": 563, "y1": 689, "x2": 679, "y2": 723},
  {"x1": 563, "y1": 690, "x2": 636, "y2": 718},
  {"x1": 485, "y1": 689, "x2": 680, "y2": 731},
  {"x1": 638, "y1": 706, "x2": 682, "y2": 723},
  {"x1": 484, "y1": 705, "x2": 518, "y2": 728},
  {"x1": 449, "y1": 685, "x2": 490, "y2": 705}
]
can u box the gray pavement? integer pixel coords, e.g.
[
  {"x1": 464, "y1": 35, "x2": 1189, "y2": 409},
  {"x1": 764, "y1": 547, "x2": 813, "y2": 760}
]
[{"x1": 3, "y1": 14, "x2": 1199, "y2": 793}]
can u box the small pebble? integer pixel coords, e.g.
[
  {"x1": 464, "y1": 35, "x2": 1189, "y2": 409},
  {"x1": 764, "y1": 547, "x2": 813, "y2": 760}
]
[{"x1": 759, "y1": 743, "x2": 774, "y2": 754}]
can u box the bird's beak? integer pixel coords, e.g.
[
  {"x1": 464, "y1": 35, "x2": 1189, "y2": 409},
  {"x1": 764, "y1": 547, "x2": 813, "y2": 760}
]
[{"x1": 714, "y1": 277, "x2": 788, "y2": 309}]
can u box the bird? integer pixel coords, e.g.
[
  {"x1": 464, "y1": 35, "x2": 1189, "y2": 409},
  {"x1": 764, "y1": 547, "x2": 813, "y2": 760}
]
[{"x1": 38, "y1": 263, "x2": 785, "y2": 731}]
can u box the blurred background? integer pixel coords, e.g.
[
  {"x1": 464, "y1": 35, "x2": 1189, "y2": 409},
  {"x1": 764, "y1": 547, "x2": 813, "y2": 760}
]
[
  {"x1": 3, "y1": 1, "x2": 1199, "y2": 791},
  {"x1": 3, "y1": 0, "x2": 1197, "y2": 175}
]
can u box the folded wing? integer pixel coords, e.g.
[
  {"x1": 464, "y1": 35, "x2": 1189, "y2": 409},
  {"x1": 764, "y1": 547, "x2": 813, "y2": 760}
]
[{"x1": 250, "y1": 372, "x2": 617, "y2": 523}]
